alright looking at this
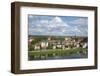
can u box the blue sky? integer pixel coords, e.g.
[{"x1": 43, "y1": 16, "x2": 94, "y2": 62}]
[{"x1": 28, "y1": 15, "x2": 88, "y2": 36}]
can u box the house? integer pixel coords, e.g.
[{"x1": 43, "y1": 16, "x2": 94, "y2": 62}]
[
  {"x1": 62, "y1": 45, "x2": 65, "y2": 49},
  {"x1": 40, "y1": 41, "x2": 48, "y2": 49},
  {"x1": 48, "y1": 37, "x2": 51, "y2": 41},
  {"x1": 56, "y1": 44, "x2": 62, "y2": 49},
  {"x1": 65, "y1": 37, "x2": 68, "y2": 41},
  {"x1": 34, "y1": 44, "x2": 40, "y2": 50},
  {"x1": 28, "y1": 37, "x2": 33, "y2": 42},
  {"x1": 52, "y1": 45, "x2": 56, "y2": 49},
  {"x1": 82, "y1": 43, "x2": 88, "y2": 48}
]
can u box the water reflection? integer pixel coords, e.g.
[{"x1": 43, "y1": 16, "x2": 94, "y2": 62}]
[{"x1": 29, "y1": 53, "x2": 88, "y2": 61}]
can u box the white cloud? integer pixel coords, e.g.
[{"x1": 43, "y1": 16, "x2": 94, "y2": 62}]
[
  {"x1": 49, "y1": 17, "x2": 70, "y2": 28},
  {"x1": 29, "y1": 17, "x2": 88, "y2": 36}
]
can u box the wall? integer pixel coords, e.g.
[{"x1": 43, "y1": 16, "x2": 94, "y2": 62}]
[{"x1": 0, "y1": 0, "x2": 100, "y2": 76}]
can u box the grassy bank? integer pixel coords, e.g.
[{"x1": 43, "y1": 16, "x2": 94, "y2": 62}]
[{"x1": 28, "y1": 48, "x2": 87, "y2": 58}]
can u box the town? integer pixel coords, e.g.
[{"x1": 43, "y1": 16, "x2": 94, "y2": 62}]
[
  {"x1": 28, "y1": 36, "x2": 88, "y2": 50},
  {"x1": 28, "y1": 36, "x2": 88, "y2": 60}
]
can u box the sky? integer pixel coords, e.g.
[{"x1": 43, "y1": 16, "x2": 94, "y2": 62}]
[{"x1": 28, "y1": 15, "x2": 88, "y2": 36}]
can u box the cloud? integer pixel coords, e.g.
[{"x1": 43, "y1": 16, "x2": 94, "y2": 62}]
[
  {"x1": 69, "y1": 17, "x2": 88, "y2": 26},
  {"x1": 28, "y1": 16, "x2": 88, "y2": 36}
]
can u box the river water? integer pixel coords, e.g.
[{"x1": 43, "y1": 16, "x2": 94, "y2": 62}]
[
  {"x1": 29, "y1": 53, "x2": 88, "y2": 60},
  {"x1": 47, "y1": 53, "x2": 87, "y2": 60}
]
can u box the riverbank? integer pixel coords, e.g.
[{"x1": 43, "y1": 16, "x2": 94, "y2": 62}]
[{"x1": 28, "y1": 48, "x2": 87, "y2": 60}]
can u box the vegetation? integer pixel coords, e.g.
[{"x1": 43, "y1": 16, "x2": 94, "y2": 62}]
[{"x1": 28, "y1": 48, "x2": 87, "y2": 60}]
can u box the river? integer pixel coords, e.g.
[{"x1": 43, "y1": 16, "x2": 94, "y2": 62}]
[{"x1": 29, "y1": 53, "x2": 88, "y2": 60}]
